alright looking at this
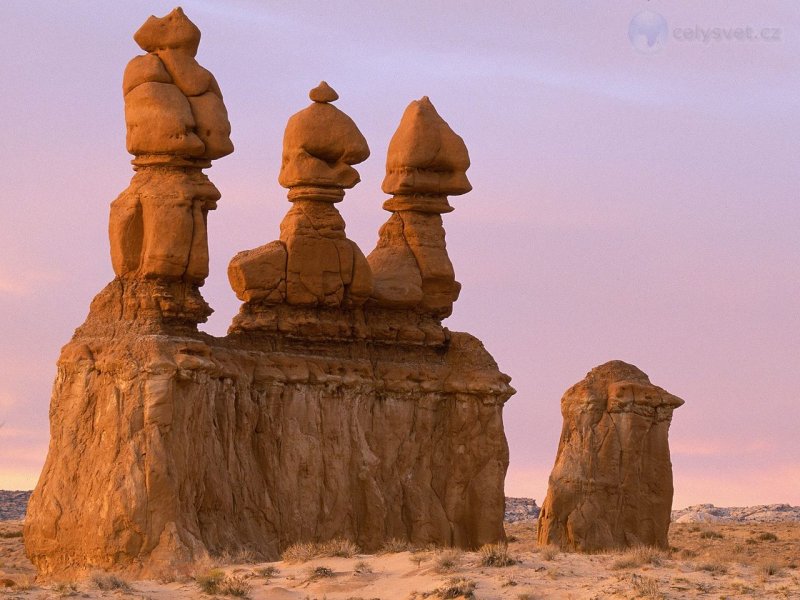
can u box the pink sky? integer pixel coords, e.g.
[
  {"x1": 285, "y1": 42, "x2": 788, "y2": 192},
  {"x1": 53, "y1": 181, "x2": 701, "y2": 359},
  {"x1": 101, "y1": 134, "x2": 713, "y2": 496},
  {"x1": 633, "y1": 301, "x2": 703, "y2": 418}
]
[{"x1": 1, "y1": 1, "x2": 798, "y2": 508}]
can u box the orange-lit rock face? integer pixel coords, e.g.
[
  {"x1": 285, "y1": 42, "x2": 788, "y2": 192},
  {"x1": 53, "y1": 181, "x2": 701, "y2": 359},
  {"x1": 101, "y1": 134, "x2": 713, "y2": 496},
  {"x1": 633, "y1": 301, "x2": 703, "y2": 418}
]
[
  {"x1": 278, "y1": 82, "x2": 369, "y2": 193},
  {"x1": 537, "y1": 361, "x2": 684, "y2": 552},
  {"x1": 382, "y1": 97, "x2": 471, "y2": 197}
]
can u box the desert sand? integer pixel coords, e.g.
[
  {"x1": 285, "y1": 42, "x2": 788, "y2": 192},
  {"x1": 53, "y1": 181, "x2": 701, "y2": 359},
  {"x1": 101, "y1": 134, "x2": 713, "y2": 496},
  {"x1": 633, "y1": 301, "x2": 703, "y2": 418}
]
[{"x1": 3, "y1": 518, "x2": 799, "y2": 599}]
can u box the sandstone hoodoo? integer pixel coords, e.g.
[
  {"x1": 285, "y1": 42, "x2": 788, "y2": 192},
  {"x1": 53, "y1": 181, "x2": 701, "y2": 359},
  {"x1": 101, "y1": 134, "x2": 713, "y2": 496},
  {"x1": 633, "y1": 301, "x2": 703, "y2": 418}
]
[
  {"x1": 367, "y1": 97, "x2": 470, "y2": 318},
  {"x1": 537, "y1": 361, "x2": 684, "y2": 552},
  {"x1": 24, "y1": 9, "x2": 514, "y2": 579}
]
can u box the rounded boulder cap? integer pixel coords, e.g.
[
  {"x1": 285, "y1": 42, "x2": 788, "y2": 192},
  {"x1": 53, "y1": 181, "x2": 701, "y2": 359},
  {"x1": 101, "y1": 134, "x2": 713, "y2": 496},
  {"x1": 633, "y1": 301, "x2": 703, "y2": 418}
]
[
  {"x1": 134, "y1": 7, "x2": 202, "y2": 55},
  {"x1": 309, "y1": 81, "x2": 339, "y2": 103}
]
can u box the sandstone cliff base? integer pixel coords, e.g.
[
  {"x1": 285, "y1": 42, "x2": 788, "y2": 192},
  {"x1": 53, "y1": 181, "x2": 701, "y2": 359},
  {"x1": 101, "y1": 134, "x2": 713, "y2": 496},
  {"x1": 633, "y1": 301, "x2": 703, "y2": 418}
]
[{"x1": 25, "y1": 281, "x2": 513, "y2": 578}]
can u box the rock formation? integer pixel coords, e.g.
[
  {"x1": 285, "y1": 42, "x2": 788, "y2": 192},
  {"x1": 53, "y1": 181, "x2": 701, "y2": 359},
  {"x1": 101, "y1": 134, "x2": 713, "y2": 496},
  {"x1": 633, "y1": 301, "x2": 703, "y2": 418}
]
[
  {"x1": 228, "y1": 82, "x2": 372, "y2": 308},
  {"x1": 537, "y1": 361, "x2": 684, "y2": 552},
  {"x1": 110, "y1": 6, "x2": 233, "y2": 322},
  {"x1": 24, "y1": 10, "x2": 514, "y2": 579},
  {"x1": 367, "y1": 97, "x2": 469, "y2": 318}
]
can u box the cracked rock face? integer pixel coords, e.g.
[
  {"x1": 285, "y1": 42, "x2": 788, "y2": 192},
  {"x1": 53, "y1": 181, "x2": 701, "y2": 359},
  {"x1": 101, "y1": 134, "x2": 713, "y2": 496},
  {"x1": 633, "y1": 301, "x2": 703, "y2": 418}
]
[{"x1": 537, "y1": 361, "x2": 684, "y2": 552}]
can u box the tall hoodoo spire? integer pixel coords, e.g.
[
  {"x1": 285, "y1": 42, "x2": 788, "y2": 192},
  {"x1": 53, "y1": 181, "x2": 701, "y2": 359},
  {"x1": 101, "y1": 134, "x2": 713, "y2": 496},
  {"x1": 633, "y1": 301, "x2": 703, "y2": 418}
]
[
  {"x1": 367, "y1": 97, "x2": 470, "y2": 318},
  {"x1": 109, "y1": 6, "x2": 233, "y2": 323}
]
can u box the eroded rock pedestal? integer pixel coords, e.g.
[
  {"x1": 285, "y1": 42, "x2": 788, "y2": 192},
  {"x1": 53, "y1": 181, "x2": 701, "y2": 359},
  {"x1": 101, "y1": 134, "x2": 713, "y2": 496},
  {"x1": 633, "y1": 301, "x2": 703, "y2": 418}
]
[
  {"x1": 24, "y1": 13, "x2": 513, "y2": 579},
  {"x1": 536, "y1": 361, "x2": 684, "y2": 552}
]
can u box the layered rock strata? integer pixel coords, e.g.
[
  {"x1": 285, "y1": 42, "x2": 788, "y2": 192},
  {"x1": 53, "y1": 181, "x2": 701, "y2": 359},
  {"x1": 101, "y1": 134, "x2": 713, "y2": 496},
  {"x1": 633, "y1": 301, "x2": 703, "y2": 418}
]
[
  {"x1": 24, "y1": 11, "x2": 513, "y2": 579},
  {"x1": 537, "y1": 361, "x2": 684, "y2": 552}
]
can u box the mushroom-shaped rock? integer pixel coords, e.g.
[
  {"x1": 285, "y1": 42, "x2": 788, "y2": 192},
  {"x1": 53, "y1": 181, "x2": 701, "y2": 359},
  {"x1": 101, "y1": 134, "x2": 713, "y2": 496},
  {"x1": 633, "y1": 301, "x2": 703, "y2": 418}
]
[
  {"x1": 368, "y1": 97, "x2": 468, "y2": 318},
  {"x1": 382, "y1": 96, "x2": 471, "y2": 198},
  {"x1": 229, "y1": 83, "x2": 372, "y2": 308},
  {"x1": 278, "y1": 82, "x2": 370, "y2": 196},
  {"x1": 537, "y1": 361, "x2": 685, "y2": 552}
]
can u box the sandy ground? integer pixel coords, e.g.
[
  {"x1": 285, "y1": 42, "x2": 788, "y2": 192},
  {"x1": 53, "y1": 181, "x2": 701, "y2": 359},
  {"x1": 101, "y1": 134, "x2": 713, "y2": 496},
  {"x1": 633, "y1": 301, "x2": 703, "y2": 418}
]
[{"x1": 2, "y1": 519, "x2": 799, "y2": 599}]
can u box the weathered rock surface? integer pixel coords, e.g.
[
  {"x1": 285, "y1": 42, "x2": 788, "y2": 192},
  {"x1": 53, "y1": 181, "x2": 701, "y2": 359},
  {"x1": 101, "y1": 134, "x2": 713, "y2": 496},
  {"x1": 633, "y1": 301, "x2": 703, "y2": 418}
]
[
  {"x1": 504, "y1": 498, "x2": 541, "y2": 523},
  {"x1": 228, "y1": 83, "x2": 372, "y2": 311},
  {"x1": 537, "y1": 361, "x2": 684, "y2": 552},
  {"x1": 25, "y1": 282, "x2": 512, "y2": 578},
  {"x1": 112, "y1": 7, "x2": 233, "y2": 325},
  {"x1": 24, "y1": 13, "x2": 513, "y2": 580},
  {"x1": 367, "y1": 98, "x2": 469, "y2": 318}
]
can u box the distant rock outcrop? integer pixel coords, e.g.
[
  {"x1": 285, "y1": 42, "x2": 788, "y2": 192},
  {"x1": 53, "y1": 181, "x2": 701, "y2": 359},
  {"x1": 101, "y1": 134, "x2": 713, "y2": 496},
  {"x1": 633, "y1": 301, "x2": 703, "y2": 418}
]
[
  {"x1": 23, "y1": 9, "x2": 513, "y2": 579},
  {"x1": 537, "y1": 361, "x2": 684, "y2": 551}
]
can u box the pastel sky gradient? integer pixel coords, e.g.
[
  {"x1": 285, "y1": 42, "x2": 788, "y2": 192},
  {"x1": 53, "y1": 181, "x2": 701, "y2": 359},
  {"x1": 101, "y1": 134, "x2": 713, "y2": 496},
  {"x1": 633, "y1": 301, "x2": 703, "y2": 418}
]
[{"x1": 1, "y1": 1, "x2": 798, "y2": 508}]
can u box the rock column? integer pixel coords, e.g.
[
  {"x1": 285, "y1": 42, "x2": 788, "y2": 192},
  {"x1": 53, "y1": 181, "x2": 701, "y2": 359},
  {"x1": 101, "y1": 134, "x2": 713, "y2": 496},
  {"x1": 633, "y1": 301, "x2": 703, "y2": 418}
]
[{"x1": 537, "y1": 361, "x2": 684, "y2": 551}]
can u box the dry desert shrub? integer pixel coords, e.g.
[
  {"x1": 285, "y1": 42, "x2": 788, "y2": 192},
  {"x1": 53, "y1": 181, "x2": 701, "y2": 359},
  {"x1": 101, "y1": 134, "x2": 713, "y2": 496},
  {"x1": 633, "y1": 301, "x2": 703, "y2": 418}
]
[
  {"x1": 281, "y1": 538, "x2": 360, "y2": 562},
  {"x1": 306, "y1": 565, "x2": 336, "y2": 581},
  {"x1": 630, "y1": 573, "x2": 663, "y2": 599},
  {"x1": 0, "y1": 531, "x2": 23, "y2": 539},
  {"x1": 217, "y1": 574, "x2": 252, "y2": 597},
  {"x1": 433, "y1": 549, "x2": 464, "y2": 573},
  {"x1": 434, "y1": 577, "x2": 476, "y2": 599},
  {"x1": 255, "y1": 565, "x2": 279, "y2": 579},
  {"x1": 353, "y1": 559, "x2": 373, "y2": 574},
  {"x1": 699, "y1": 529, "x2": 724, "y2": 539},
  {"x1": 611, "y1": 545, "x2": 666, "y2": 569},
  {"x1": 478, "y1": 543, "x2": 517, "y2": 567},
  {"x1": 757, "y1": 560, "x2": 782, "y2": 578},
  {"x1": 196, "y1": 568, "x2": 226, "y2": 593},
  {"x1": 537, "y1": 543, "x2": 560, "y2": 561},
  {"x1": 380, "y1": 538, "x2": 412, "y2": 553},
  {"x1": 90, "y1": 572, "x2": 131, "y2": 591},
  {"x1": 696, "y1": 560, "x2": 728, "y2": 575},
  {"x1": 757, "y1": 532, "x2": 779, "y2": 542},
  {"x1": 196, "y1": 569, "x2": 252, "y2": 597}
]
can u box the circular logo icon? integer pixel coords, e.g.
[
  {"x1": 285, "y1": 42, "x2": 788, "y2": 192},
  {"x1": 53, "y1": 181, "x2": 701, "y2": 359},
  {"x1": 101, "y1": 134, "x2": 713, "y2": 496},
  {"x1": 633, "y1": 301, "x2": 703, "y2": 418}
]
[{"x1": 628, "y1": 11, "x2": 668, "y2": 54}]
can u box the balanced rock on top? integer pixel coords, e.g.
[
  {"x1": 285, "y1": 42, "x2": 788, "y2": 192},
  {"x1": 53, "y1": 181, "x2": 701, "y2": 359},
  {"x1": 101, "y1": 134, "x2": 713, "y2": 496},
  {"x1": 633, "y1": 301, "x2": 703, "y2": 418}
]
[{"x1": 228, "y1": 83, "x2": 372, "y2": 307}]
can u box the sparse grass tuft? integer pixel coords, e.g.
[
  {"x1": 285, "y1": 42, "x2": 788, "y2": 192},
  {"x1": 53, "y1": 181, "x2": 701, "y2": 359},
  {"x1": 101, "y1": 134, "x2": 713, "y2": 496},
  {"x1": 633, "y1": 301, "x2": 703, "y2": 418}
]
[
  {"x1": 281, "y1": 539, "x2": 359, "y2": 562},
  {"x1": 306, "y1": 565, "x2": 336, "y2": 581},
  {"x1": 217, "y1": 574, "x2": 252, "y2": 597},
  {"x1": 255, "y1": 565, "x2": 279, "y2": 579},
  {"x1": 699, "y1": 529, "x2": 723, "y2": 539},
  {"x1": 757, "y1": 532, "x2": 779, "y2": 542},
  {"x1": 611, "y1": 545, "x2": 666, "y2": 569},
  {"x1": 538, "y1": 544, "x2": 560, "y2": 561},
  {"x1": 0, "y1": 531, "x2": 23, "y2": 539},
  {"x1": 91, "y1": 572, "x2": 131, "y2": 591},
  {"x1": 380, "y1": 538, "x2": 412, "y2": 553},
  {"x1": 758, "y1": 560, "x2": 782, "y2": 578},
  {"x1": 196, "y1": 568, "x2": 226, "y2": 594},
  {"x1": 434, "y1": 577, "x2": 476, "y2": 599},
  {"x1": 478, "y1": 543, "x2": 517, "y2": 567},
  {"x1": 433, "y1": 549, "x2": 463, "y2": 573},
  {"x1": 631, "y1": 574, "x2": 663, "y2": 599},
  {"x1": 353, "y1": 560, "x2": 373, "y2": 574},
  {"x1": 697, "y1": 560, "x2": 728, "y2": 575}
]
